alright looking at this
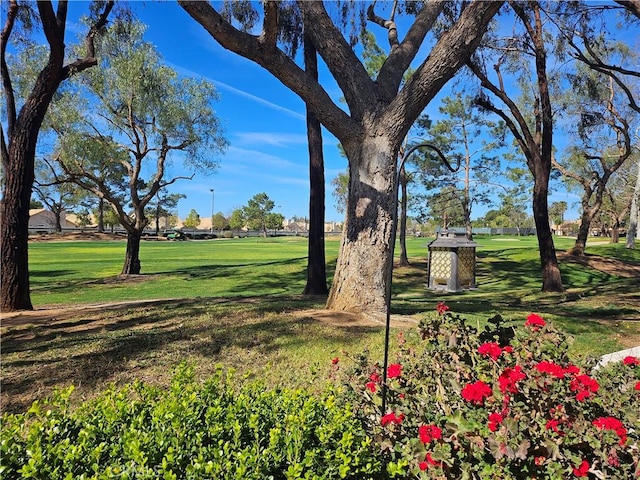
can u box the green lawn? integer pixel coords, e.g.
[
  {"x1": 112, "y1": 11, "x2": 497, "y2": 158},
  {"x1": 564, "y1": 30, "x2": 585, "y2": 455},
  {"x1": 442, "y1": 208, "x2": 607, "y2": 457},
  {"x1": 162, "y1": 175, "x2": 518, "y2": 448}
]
[{"x1": 2, "y1": 233, "x2": 637, "y2": 413}]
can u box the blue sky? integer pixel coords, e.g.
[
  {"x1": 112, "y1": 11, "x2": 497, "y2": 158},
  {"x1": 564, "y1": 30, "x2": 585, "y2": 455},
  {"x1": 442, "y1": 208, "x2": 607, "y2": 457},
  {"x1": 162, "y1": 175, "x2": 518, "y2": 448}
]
[
  {"x1": 127, "y1": 1, "x2": 350, "y2": 223},
  {"x1": 57, "y1": 1, "x2": 601, "y2": 223}
]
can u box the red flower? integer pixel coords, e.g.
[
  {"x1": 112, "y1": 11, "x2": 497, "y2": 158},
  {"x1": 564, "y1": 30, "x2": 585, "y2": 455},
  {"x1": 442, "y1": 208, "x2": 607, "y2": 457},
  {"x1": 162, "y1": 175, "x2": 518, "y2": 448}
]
[
  {"x1": 503, "y1": 346, "x2": 514, "y2": 353},
  {"x1": 564, "y1": 364, "x2": 580, "y2": 375},
  {"x1": 331, "y1": 357, "x2": 339, "y2": 364},
  {"x1": 461, "y1": 380, "x2": 492, "y2": 405},
  {"x1": 525, "y1": 313, "x2": 546, "y2": 329},
  {"x1": 370, "y1": 372, "x2": 381, "y2": 382},
  {"x1": 366, "y1": 381, "x2": 377, "y2": 393},
  {"x1": 593, "y1": 416, "x2": 628, "y2": 445},
  {"x1": 436, "y1": 302, "x2": 449, "y2": 315},
  {"x1": 635, "y1": 381, "x2": 640, "y2": 391},
  {"x1": 535, "y1": 361, "x2": 566, "y2": 379},
  {"x1": 478, "y1": 342, "x2": 503, "y2": 361},
  {"x1": 545, "y1": 419, "x2": 561, "y2": 432},
  {"x1": 570, "y1": 374, "x2": 599, "y2": 402},
  {"x1": 381, "y1": 411, "x2": 404, "y2": 426},
  {"x1": 535, "y1": 456, "x2": 545, "y2": 466},
  {"x1": 572, "y1": 460, "x2": 589, "y2": 477},
  {"x1": 623, "y1": 355, "x2": 639, "y2": 366},
  {"x1": 419, "y1": 452, "x2": 441, "y2": 470},
  {"x1": 418, "y1": 424, "x2": 442, "y2": 444},
  {"x1": 498, "y1": 365, "x2": 526, "y2": 394},
  {"x1": 488, "y1": 412, "x2": 504, "y2": 432},
  {"x1": 387, "y1": 363, "x2": 402, "y2": 378}
]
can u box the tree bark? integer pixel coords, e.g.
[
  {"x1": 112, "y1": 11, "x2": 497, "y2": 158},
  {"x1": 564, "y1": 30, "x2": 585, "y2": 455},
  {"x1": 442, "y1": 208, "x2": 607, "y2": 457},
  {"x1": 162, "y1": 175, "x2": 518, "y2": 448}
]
[
  {"x1": 303, "y1": 34, "x2": 328, "y2": 295},
  {"x1": 122, "y1": 232, "x2": 142, "y2": 275},
  {"x1": 327, "y1": 136, "x2": 395, "y2": 316},
  {"x1": 1, "y1": 1, "x2": 113, "y2": 311}
]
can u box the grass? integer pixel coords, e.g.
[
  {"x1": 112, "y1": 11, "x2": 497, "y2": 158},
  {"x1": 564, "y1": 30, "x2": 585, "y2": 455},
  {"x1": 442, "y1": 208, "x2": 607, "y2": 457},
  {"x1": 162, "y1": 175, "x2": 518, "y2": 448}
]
[
  {"x1": 28, "y1": 236, "x2": 331, "y2": 305},
  {"x1": 2, "y1": 234, "x2": 639, "y2": 413}
]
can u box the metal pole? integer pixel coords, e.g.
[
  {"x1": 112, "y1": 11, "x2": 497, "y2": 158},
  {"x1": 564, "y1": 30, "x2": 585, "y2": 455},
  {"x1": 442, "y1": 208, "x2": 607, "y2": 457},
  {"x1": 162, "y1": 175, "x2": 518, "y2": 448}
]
[
  {"x1": 380, "y1": 142, "x2": 452, "y2": 415},
  {"x1": 210, "y1": 188, "x2": 214, "y2": 235}
]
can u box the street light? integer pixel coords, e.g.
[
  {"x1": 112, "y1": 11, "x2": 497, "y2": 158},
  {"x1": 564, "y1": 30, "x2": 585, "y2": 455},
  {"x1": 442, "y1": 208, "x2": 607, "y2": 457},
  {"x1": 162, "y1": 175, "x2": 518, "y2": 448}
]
[
  {"x1": 210, "y1": 188, "x2": 214, "y2": 235},
  {"x1": 380, "y1": 141, "x2": 456, "y2": 415}
]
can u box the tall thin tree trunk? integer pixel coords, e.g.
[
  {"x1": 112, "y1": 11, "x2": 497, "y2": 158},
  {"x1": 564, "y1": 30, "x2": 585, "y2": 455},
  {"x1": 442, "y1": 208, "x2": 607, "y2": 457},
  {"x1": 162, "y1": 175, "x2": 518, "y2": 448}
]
[
  {"x1": 54, "y1": 207, "x2": 62, "y2": 232},
  {"x1": 398, "y1": 166, "x2": 410, "y2": 266},
  {"x1": 533, "y1": 182, "x2": 564, "y2": 292},
  {"x1": 627, "y1": 158, "x2": 640, "y2": 249},
  {"x1": 303, "y1": 34, "x2": 328, "y2": 295},
  {"x1": 121, "y1": 232, "x2": 142, "y2": 275},
  {"x1": 97, "y1": 197, "x2": 105, "y2": 232}
]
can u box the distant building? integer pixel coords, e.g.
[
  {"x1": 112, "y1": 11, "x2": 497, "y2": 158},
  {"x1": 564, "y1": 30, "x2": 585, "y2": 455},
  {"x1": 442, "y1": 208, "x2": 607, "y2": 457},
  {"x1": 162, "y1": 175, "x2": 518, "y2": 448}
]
[{"x1": 28, "y1": 209, "x2": 76, "y2": 230}]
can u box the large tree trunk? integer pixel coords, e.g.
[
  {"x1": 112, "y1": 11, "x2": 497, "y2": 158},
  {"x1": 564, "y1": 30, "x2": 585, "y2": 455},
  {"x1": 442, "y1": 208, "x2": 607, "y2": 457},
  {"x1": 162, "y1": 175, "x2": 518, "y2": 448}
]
[
  {"x1": 303, "y1": 34, "x2": 328, "y2": 295},
  {"x1": 327, "y1": 136, "x2": 395, "y2": 316},
  {"x1": 97, "y1": 197, "x2": 105, "y2": 232},
  {"x1": 53, "y1": 207, "x2": 63, "y2": 233},
  {"x1": 1, "y1": 132, "x2": 38, "y2": 311},
  {"x1": 1, "y1": 64, "x2": 63, "y2": 311},
  {"x1": 1, "y1": 1, "x2": 113, "y2": 311},
  {"x1": 178, "y1": 0, "x2": 502, "y2": 317},
  {"x1": 121, "y1": 232, "x2": 142, "y2": 275}
]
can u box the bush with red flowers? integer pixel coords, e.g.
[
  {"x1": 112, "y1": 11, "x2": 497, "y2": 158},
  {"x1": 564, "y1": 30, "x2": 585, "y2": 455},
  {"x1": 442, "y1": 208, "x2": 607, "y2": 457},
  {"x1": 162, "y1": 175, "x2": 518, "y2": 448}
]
[{"x1": 338, "y1": 307, "x2": 639, "y2": 479}]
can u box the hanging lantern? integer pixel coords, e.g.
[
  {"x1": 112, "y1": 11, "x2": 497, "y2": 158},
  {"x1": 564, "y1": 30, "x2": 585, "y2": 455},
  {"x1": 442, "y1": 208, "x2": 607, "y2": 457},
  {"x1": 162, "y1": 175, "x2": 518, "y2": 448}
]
[{"x1": 427, "y1": 229, "x2": 477, "y2": 292}]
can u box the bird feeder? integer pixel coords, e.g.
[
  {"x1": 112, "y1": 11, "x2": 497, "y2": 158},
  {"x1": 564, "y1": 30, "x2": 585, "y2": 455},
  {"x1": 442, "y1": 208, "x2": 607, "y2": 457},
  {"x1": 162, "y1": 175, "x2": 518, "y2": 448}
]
[{"x1": 427, "y1": 230, "x2": 477, "y2": 292}]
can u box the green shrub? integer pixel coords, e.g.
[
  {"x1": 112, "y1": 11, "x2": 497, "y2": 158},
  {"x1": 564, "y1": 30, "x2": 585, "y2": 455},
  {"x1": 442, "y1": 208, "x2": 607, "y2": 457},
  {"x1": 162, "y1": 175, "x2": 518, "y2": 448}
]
[
  {"x1": 337, "y1": 305, "x2": 640, "y2": 479},
  {"x1": 0, "y1": 366, "x2": 381, "y2": 479}
]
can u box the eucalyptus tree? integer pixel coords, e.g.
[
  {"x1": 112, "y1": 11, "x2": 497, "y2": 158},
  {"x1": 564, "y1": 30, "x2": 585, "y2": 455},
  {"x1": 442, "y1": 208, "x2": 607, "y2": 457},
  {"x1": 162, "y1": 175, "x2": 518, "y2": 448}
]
[
  {"x1": 553, "y1": 72, "x2": 635, "y2": 256},
  {"x1": 179, "y1": 0, "x2": 503, "y2": 316},
  {"x1": 596, "y1": 154, "x2": 639, "y2": 243},
  {"x1": 467, "y1": 1, "x2": 566, "y2": 292},
  {"x1": 1, "y1": 0, "x2": 115, "y2": 311},
  {"x1": 548, "y1": 201, "x2": 568, "y2": 227},
  {"x1": 416, "y1": 93, "x2": 504, "y2": 240},
  {"x1": 53, "y1": 20, "x2": 227, "y2": 274},
  {"x1": 302, "y1": 32, "x2": 328, "y2": 295},
  {"x1": 555, "y1": 1, "x2": 640, "y2": 115}
]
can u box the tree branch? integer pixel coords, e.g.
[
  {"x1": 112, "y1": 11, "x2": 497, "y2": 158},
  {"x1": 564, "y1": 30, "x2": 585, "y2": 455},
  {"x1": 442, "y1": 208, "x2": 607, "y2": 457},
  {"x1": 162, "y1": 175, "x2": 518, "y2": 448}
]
[
  {"x1": 1, "y1": 0, "x2": 19, "y2": 143},
  {"x1": 178, "y1": 0, "x2": 358, "y2": 141},
  {"x1": 61, "y1": 1, "x2": 114, "y2": 79},
  {"x1": 375, "y1": 0, "x2": 446, "y2": 102},
  {"x1": 260, "y1": 0, "x2": 278, "y2": 49},
  {"x1": 385, "y1": 0, "x2": 503, "y2": 145}
]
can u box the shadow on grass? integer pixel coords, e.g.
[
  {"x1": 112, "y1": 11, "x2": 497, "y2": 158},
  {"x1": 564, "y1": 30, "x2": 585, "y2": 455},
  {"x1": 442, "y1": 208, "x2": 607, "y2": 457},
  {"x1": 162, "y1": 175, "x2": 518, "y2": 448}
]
[
  {"x1": 1, "y1": 295, "x2": 382, "y2": 413},
  {"x1": 32, "y1": 258, "x2": 311, "y2": 297},
  {"x1": 389, "y1": 252, "x2": 640, "y2": 323}
]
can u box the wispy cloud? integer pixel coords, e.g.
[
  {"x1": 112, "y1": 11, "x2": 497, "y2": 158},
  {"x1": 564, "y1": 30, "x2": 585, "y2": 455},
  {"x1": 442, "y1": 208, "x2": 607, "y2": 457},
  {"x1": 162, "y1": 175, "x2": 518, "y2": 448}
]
[
  {"x1": 169, "y1": 62, "x2": 305, "y2": 121},
  {"x1": 234, "y1": 132, "x2": 308, "y2": 148},
  {"x1": 225, "y1": 146, "x2": 304, "y2": 171},
  {"x1": 212, "y1": 79, "x2": 306, "y2": 121}
]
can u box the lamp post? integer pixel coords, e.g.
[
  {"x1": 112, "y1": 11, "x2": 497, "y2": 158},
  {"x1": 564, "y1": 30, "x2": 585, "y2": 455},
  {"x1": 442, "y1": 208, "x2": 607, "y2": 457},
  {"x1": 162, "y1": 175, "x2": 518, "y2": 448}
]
[
  {"x1": 210, "y1": 188, "x2": 214, "y2": 235},
  {"x1": 380, "y1": 141, "x2": 455, "y2": 415}
]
